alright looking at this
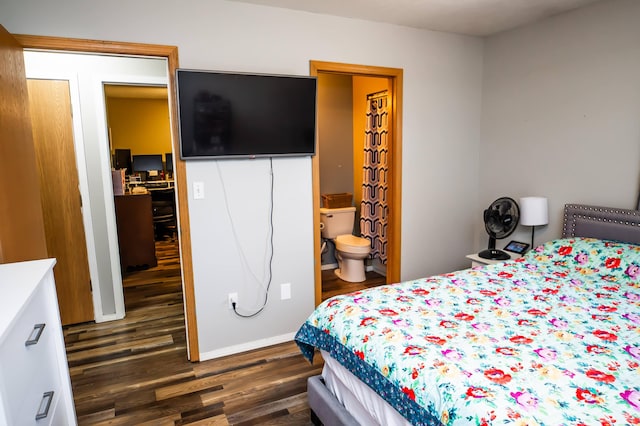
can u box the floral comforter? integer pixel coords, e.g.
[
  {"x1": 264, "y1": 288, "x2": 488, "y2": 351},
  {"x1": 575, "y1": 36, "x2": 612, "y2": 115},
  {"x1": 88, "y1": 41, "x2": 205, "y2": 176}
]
[{"x1": 295, "y1": 238, "x2": 640, "y2": 425}]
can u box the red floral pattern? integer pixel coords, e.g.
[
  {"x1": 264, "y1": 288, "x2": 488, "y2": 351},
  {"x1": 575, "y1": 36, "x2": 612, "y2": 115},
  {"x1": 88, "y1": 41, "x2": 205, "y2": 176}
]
[{"x1": 298, "y1": 238, "x2": 640, "y2": 424}]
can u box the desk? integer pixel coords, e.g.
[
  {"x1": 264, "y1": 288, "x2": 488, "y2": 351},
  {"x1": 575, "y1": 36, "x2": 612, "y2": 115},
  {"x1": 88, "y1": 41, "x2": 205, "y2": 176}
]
[
  {"x1": 114, "y1": 194, "x2": 157, "y2": 272},
  {"x1": 127, "y1": 179, "x2": 174, "y2": 191}
]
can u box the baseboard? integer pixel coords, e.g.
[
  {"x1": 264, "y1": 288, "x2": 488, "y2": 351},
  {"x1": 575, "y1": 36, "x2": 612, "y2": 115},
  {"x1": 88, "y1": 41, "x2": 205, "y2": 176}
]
[
  {"x1": 365, "y1": 263, "x2": 387, "y2": 276},
  {"x1": 321, "y1": 263, "x2": 338, "y2": 271},
  {"x1": 372, "y1": 264, "x2": 387, "y2": 276},
  {"x1": 199, "y1": 332, "x2": 297, "y2": 361},
  {"x1": 325, "y1": 263, "x2": 385, "y2": 275},
  {"x1": 94, "y1": 312, "x2": 125, "y2": 323}
]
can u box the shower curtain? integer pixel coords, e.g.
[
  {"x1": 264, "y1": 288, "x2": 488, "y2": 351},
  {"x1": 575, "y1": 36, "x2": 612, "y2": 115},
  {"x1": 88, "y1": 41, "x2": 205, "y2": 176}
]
[{"x1": 360, "y1": 91, "x2": 389, "y2": 264}]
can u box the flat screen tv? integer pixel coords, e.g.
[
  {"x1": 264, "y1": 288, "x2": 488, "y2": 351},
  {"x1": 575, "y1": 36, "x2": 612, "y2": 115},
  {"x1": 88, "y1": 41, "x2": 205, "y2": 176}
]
[{"x1": 176, "y1": 69, "x2": 317, "y2": 159}]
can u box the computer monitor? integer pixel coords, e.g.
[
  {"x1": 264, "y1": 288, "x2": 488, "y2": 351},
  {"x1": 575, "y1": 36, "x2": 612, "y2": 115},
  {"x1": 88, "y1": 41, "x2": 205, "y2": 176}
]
[
  {"x1": 165, "y1": 153, "x2": 173, "y2": 173},
  {"x1": 114, "y1": 149, "x2": 131, "y2": 172},
  {"x1": 132, "y1": 154, "x2": 163, "y2": 172}
]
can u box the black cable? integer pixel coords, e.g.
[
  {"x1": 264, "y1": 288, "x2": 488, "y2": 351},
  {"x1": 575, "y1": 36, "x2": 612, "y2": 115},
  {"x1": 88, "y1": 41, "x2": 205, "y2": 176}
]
[{"x1": 233, "y1": 157, "x2": 275, "y2": 318}]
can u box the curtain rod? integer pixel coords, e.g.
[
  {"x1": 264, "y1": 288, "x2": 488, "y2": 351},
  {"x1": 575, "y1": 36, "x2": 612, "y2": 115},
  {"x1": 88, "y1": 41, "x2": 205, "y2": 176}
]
[{"x1": 366, "y1": 89, "x2": 388, "y2": 99}]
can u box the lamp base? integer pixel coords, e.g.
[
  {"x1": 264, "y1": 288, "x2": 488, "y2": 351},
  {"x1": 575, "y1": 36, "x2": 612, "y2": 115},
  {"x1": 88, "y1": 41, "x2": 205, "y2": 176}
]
[{"x1": 478, "y1": 249, "x2": 510, "y2": 260}]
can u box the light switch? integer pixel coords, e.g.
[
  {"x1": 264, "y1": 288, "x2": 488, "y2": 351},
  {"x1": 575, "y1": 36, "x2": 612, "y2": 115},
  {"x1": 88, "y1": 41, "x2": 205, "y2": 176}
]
[
  {"x1": 281, "y1": 283, "x2": 291, "y2": 300},
  {"x1": 193, "y1": 181, "x2": 205, "y2": 199}
]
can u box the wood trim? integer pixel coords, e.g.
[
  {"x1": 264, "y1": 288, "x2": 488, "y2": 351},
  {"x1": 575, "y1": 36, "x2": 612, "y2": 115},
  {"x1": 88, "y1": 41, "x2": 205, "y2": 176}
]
[
  {"x1": 311, "y1": 61, "x2": 404, "y2": 81},
  {"x1": 0, "y1": 27, "x2": 48, "y2": 263},
  {"x1": 389, "y1": 68, "x2": 403, "y2": 285},
  {"x1": 310, "y1": 60, "x2": 403, "y2": 305},
  {"x1": 14, "y1": 34, "x2": 176, "y2": 57},
  {"x1": 15, "y1": 35, "x2": 200, "y2": 361},
  {"x1": 311, "y1": 130, "x2": 322, "y2": 306}
]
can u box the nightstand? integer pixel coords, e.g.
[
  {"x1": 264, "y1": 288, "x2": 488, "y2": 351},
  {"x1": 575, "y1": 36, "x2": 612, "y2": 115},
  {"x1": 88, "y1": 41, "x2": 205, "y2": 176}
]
[{"x1": 466, "y1": 252, "x2": 518, "y2": 267}]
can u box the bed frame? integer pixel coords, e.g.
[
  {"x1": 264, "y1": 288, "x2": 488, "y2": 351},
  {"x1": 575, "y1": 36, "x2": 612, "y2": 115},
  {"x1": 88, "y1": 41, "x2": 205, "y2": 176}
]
[
  {"x1": 308, "y1": 203, "x2": 640, "y2": 426},
  {"x1": 562, "y1": 204, "x2": 640, "y2": 244}
]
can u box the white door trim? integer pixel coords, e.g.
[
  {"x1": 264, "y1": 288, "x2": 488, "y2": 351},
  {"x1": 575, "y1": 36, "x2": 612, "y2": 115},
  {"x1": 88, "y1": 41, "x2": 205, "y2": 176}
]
[{"x1": 91, "y1": 74, "x2": 168, "y2": 321}]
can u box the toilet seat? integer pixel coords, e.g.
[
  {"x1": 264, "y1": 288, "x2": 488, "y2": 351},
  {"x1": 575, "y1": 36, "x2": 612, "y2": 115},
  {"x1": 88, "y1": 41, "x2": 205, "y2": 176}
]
[{"x1": 335, "y1": 235, "x2": 370, "y2": 255}]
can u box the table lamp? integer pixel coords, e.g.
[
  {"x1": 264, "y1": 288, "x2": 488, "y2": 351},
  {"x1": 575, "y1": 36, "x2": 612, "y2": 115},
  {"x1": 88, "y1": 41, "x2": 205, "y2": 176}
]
[{"x1": 519, "y1": 196, "x2": 548, "y2": 249}]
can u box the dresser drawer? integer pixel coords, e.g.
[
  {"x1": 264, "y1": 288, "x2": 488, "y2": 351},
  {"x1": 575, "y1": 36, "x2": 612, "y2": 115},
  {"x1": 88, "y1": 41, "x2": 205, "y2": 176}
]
[
  {"x1": 0, "y1": 282, "x2": 62, "y2": 424},
  {"x1": 21, "y1": 386, "x2": 63, "y2": 425},
  {"x1": 49, "y1": 393, "x2": 70, "y2": 426}
]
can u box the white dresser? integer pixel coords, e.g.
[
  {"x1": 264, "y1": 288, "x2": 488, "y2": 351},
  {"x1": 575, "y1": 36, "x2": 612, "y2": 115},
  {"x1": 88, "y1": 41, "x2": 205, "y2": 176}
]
[{"x1": 0, "y1": 259, "x2": 76, "y2": 425}]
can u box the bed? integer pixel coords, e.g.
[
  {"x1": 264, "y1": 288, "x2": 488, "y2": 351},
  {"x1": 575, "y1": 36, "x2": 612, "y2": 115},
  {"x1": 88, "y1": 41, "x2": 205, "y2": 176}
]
[{"x1": 295, "y1": 204, "x2": 640, "y2": 425}]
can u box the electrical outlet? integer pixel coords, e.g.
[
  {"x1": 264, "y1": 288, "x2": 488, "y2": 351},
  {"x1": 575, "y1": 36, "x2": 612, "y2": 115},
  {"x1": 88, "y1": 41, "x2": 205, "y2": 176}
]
[
  {"x1": 281, "y1": 283, "x2": 291, "y2": 300},
  {"x1": 228, "y1": 292, "x2": 238, "y2": 309}
]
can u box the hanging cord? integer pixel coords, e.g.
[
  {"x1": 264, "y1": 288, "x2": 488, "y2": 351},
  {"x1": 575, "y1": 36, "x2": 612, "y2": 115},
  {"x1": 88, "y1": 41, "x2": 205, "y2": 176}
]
[{"x1": 218, "y1": 158, "x2": 274, "y2": 318}]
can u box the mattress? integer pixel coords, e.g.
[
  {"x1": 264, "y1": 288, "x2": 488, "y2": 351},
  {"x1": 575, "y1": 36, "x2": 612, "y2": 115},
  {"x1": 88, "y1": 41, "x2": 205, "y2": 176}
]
[
  {"x1": 321, "y1": 349, "x2": 410, "y2": 426},
  {"x1": 296, "y1": 237, "x2": 640, "y2": 425}
]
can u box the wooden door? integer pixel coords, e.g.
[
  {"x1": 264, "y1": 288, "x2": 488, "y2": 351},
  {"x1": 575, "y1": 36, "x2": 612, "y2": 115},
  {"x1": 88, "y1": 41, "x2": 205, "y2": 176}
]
[
  {"x1": 0, "y1": 25, "x2": 48, "y2": 263},
  {"x1": 27, "y1": 79, "x2": 94, "y2": 325}
]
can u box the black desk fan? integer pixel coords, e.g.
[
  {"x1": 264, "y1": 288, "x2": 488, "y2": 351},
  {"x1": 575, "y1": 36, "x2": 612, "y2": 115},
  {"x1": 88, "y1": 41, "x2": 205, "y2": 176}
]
[{"x1": 478, "y1": 197, "x2": 520, "y2": 260}]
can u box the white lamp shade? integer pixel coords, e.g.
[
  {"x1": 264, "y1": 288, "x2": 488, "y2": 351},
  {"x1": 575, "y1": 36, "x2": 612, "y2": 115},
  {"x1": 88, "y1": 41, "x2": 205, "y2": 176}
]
[{"x1": 519, "y1": 197, "x2": 548, "y2": 226}]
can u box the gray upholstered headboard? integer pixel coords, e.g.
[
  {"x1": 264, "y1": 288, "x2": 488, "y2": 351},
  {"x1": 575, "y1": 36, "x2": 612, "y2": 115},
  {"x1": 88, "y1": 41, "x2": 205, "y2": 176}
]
[{"x1": 562, "y1": 204, "x2": 640, "y2": 245}]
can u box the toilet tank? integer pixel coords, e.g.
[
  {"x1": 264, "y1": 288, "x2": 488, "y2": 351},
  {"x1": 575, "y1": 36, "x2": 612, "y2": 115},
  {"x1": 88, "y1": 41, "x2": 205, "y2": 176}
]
[{"x1": 320, "y1": 206, "x2": 356, "y2": 239}]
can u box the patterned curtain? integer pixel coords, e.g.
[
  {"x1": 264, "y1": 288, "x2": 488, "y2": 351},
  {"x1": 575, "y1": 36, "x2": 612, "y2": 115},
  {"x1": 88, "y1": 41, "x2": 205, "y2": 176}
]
[{"x1": 360, "y1": 91, "x2": 389, "y2": 264}]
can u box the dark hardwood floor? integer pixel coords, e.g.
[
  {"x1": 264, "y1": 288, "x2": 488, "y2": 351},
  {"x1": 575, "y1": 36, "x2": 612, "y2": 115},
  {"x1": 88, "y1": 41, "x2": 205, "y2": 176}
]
[
  {"x1": 63, "y1": 240, "x2": 325, "y2": 425},
  {"x1": 321, "y1": 267, "x2": 387, "y2": 301}
]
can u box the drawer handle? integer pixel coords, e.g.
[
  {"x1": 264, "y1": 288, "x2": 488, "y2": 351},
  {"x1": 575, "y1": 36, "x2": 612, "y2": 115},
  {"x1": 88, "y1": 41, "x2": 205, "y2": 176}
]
[
  {"x1": 35, "y1": 391, "x2": 54, "y2": 420},
  {"x1": 25, "y1": 323, "x2": 46, "y2": 346}
]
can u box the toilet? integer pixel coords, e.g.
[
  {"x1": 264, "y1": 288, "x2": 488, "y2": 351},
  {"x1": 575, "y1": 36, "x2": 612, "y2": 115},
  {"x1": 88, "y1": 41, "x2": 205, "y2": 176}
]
[{"x1": 319, "y1": 206, "x2": 371, "y2": 282}]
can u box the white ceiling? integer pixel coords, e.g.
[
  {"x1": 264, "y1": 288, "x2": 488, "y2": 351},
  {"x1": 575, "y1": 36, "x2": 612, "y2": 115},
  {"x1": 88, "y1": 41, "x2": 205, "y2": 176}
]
[{"x1": 226, "y1": 0, "x2": 602, "y2": 36}]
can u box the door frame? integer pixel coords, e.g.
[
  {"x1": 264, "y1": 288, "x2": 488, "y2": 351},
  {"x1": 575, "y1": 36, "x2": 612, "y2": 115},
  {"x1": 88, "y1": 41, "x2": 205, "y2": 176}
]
[
  {"x1": 310, "y1": 60, "x2": 403, "y2": 305},
  {"x1": 25, "y1": 55, "x2": 171, "y2": 324},
  {"x1": 15, "y1": 34, "x2": 200, "y2": 361}
]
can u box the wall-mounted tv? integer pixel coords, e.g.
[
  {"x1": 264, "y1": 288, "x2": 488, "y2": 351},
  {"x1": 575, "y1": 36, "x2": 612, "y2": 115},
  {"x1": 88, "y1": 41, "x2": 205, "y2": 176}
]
[{"x1": 176, "y1": 69, "x2": 317, "y2": 160}]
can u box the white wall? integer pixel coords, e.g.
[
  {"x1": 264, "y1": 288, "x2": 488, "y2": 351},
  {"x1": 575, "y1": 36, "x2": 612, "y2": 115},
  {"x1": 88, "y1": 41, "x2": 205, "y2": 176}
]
[
  {"x1": 1, "y1": 0, "x2": 484, "y2": 358},
  {"x1": 188, "y1": 157, "x2": 315, "y2": 358},
  {"x1": 479, "y1": 0, "x2": 640, "y2": 250},
  {"x1": 318, "y1": 73, "x2": 354, "y2": 197}
]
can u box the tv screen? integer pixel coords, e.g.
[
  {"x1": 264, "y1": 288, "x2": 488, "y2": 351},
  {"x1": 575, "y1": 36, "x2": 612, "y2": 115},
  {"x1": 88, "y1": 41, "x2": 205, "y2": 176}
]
[
  {"x1": 165, "y1": 153, "x2": 173, "y2": 172},
  {"x1": 176, "y1": 69, "x2": 317, "y2": 159},
  {"x1": 132, "y1": 154, "x2": 163, "y2": 172}
]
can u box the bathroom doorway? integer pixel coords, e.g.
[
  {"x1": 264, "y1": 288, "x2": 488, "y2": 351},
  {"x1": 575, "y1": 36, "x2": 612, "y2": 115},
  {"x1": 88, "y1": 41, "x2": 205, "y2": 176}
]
[{"x1": 310, "y1": 61, "x2": 403, "y2": 305}]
